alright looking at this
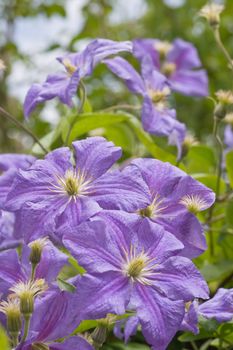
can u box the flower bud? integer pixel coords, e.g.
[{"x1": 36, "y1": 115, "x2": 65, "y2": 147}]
[
  {"x1": 29, "y1": 238, "x2": 48, "y2": 266},
  {"x1": 0, "y1": 296, "x2": 22, "y2": 335},
  {"x1": 214, "y1": 90, "x2": 233, "y2": 120},
  {"x1": 180, "y1": 134, "x2": 198, "y2": 159},
  {"x1": 199, "y1": 3, "x2": 224, "y2": 28},
  {"x1": 10, "y1": 279, "x2": 47, "y2": 317},
  {"x1": 91, "y1": 326, "x2": 107, "y2": 348}
]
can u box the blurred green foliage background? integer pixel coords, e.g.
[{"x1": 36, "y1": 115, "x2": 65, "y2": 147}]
[{"x1": 0, "y1": 0, "x2": 232, "y2": 153}]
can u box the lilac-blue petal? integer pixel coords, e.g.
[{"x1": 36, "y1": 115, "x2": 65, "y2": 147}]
[
  {"x1": 131, "y1": 284, "x2": 185, "y2": 350},
  {"x1": 199, "y1": 288, "x2": 233, "y2": 322},
  {"x1": 180, "y1": 301, "x2": 199, "y2": 334},
  {"x1": 133, "y1": 39, "x2": 160, "y2": 68},
  {"x1": 73, "y1": 136, "x2": 122, "y2": 179},
  {"x1": 91, "y1": 169, "x2": 149, "y2": 212},
  {"x1": 153, "y1": 256, "x2": 209, "y2": 301},
  {"x1": 104, "y1": 57, "x2": 146, "y2": 95},
  {"x1": 170, "y1": 69, "x2": 209, "y2": 97},
  {"x1": 75, "y1": 273, "x2": 130, "y2": 319},
  {"x1": 50, "y1": 336, "x2": 94, "y2": 350},
  {"x1": 167, "y1": 39, "x2": 202, "y2": 69},
  {"x1": 0, "y1": 154, "x2": 35, "y2": 172}
]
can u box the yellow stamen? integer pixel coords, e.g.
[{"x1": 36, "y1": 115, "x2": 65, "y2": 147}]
[{"x1": 180, "y1": 194, "x2": 207, "y2": 214}]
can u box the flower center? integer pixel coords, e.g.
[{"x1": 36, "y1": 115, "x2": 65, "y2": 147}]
[
  {"x1": 62, "y1": 58, "x2": 76, "y2": 75},
  {"x1": 154, "y1": 41, "x2": 172, "y2": 57},
  {"x1": 161, "y1": 62, "x2": 176, "y2": 76},
  {"x1": 148, "y1": 87, "x2": 170, "y2": 110},
  {"x1": 138, "y1": 194, "x2": 166, "y2": 219},
  {"x1": 179, "y1": 194, "x2": 207, "y2": 214},
  {"x1": 122, "y1": 246, "x2": 157, "y2": 285},
  {"x1": 50, "y1": 169, "x2": 92, "y2": 200}
]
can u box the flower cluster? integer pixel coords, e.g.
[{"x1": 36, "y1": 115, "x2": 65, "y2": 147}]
[
  {"x1": 1, "y1": 37, "x2": 233, "y2": 350},
  {"x1": 23, "y1": 37, "x2": 208, "y2": 159}
]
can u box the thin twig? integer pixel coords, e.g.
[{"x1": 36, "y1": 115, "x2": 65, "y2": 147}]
[
  {"x1": 0, "y1": 106, "x2": 48, "y2": 154},
  {"x1": 64, "y1": 80, "x2": 86, "y2": 146},
  {"x1": 101, "y1": 104, "x2": 141, "y2": 112},
  {"x1": 213, "y1": 27, "x2": 233, "y2": 75}
]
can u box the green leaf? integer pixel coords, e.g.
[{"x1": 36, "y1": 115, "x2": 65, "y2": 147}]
[
  {"x1": 201, "y1": 260, "x2": 233, "y2": 282},
  {"x1": 193, "y1": 173, "x2": 226, "y2": 194},
  {"x1": 103, "y1": 342, "x2": 150, "y2": 350},
  {"x1": 226, "y1": 199, "x2": 233, "y2": 227},
  {"x1": 127, "y1": 115, "x2": 176, "y2": 163},
  {"x1": 68, "y1": 112, "x2": 129, "y2": 142},
  {"x1": 73, "y1": 320, "x2": 98, "y2": 334},
  {"x1": 104, "y1": 123, "x2": 135, "y2": 154},
  {"x1": 226, "y1": 150, "x2": 233, "y2": 188},
  {"x1": 83, "y1": 98, "x2": 93, "y2": 113},
  {"x1": 178, "y1": 329, "x2": 212, "y2": 342},
  {"x1": 57, "y1": 278, "x2": 76, "y2": 293},
  {"x1": 0, "y1": 327, "x2": 9, "y2": 350},
  {"x1": 186, "y1": 145, "x2": 216, "y2": 173},
  {"x1": 32, "y1": 130, "x2": 58, "y2": 155}
]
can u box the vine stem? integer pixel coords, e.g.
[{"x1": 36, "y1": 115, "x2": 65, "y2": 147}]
[
  {"x1": 206, "y1": 117, "x2": 224, "y2": 257},
  {"x1": 101, "y1": 104, "x2": 141, "y2": 112},
  {"x1": 213, "y1": 27, "x2": 233, "y2": 75},
  {"x1": 20, "y1": 315, "x2": 30, "y2": 344},
  {"x1": 0, "y1": 106, "x2": 48, "y2": 154},
  {"x1": 64, "y1": 80, "x2": 86, "y2": 146}
]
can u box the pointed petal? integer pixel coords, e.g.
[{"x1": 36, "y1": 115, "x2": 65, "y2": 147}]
[
  {"x1": 153, "y1": 256, "x2": 209, "y2": 301},
  {"x1": 170, "y1": 69, "x2": 209, "y2": 97},
  {"x1": 73, "y1": 137, "x2": 122, "y2": 180},
  {"x1": 131, "y1": 284, "x2": 185, "y2": 350},
  {"x1": 104, "y1": 57, "x2": 146, "y2": 95}
]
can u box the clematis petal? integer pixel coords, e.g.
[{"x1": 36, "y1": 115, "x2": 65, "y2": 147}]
[
  {"x1": 198, "y1": 288, "x2": 233, "y2": 322},
  {"x1": 167, "y1": 39, "x2": 202, "y2": 69},
  {"x1": 104, "y1": 57, "x2": 146, "y2": 95},
  {"x1": 133, "y1": 39, "x2": 160, "y2": 68},
  {"x1": 24, "y1": 73, "x2": 70, "y2": 118},
  {"x1": 75, "y1": 272, "x2": 130, "y2": 319},
  {"x1": 170, "y1": 69, "x2": 209, "y2": 97},
  {"x1": 73, "y1": 136, "x2": 122, "y2": 180},
  {"x1": 91, "y1": 169, "x2": 149, "y2": 212},
  {"x1": 0, "y1": 154, "x2": 35, "y2": 172},
  {"x1": 153, "y1": 256, "x2": 209, "y2": 301},
  {"x1": 31, "y1": 289, "x2": 79, "y2": 342},
  {"x1": 131, "y1": 284, "x2": 185, "y2": 350},
  {"x1": 50, "y1": 336, "x2": 94, "y2": 350}
]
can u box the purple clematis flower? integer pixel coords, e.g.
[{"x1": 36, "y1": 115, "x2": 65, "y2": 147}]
[
  {"x1": 0, "y1": 239, "x2": 67, "y2": 297},
  {"x1": 199, "y1": 288, "x2": 233, "y2": 322},
  {"x1": 123, "y1": 158, "x2": 215, "y2": 258},
  {"x1": 63, "y1": 217, "x2": 209, "y2": 350},
  {"x1": 0, "y1": 210, "x2": 20, "y2": 251},
  {"x1": 24, "y1": 39, "x2": 132, "y2": 118},
  {"x1": 0, "y1": 154, "x2": 35, "y2": 209},
  {"x1": 104, "y1": 56, "x2": 186, "y2": 154},
  {"x1": 181, "y1": 288, "x2": 233, "y2": 334},
  {"x1": 224, "y1": 125, "x2": 233, "y2": 150},
  {"x1": 133, "y1": 38, "x2": 208, "y2": 97},
  {"x1": 11, "y1": 288, "x2": 93, "y2": 350},
  {"x1": 5, "y1": 137, "x2": 147, "y2": 243}
]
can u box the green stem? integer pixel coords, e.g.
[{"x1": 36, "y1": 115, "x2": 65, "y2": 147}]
[
  {"x1": 10, "y1": 332, "x2": 19, "y2": 348},
  {"x1": 30, "y1": 263, "x2": 37, "y2": 281},
  {"x1": 20, "y1": 315, "x2": 31, "y2": 344},
  {"x1": 213, "y1": 27, "x2": 233, "y2": 75},
  {"x1": 64, "y1": 80, "x2": 86, "y2": 146},
  {"x1": 101, "y1": 104, "x2": 141, "y2": 112},
  {"x1": 206, "y1": 117, "x2": 224, "y2": 257},
  {"x1": 0, "y1": 106, "x2": 48, "y2": 154},
  {"x1": 190, "y1": 341, "x2": 199, "y2": 350}
]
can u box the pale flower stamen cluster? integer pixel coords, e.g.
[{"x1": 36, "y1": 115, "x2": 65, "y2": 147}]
[
  {"x1": 122, "y1": 245, "x2": 157, "y2": 285},
  {"x1": 199, "y1": 3, "x2": 224, "y2": 27},
  {"x1": 180, "y1": 194, "x2": 207, "y2": 214},
  {"x1": 154, "y1": 41, "x2": 173, "y2": 57},
  {"x1": 148, "y1": 86, "x2": 171, "y2": 110},
  {"x1": 50, "y1": 169, "x2": 93, "y2": 201}
]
